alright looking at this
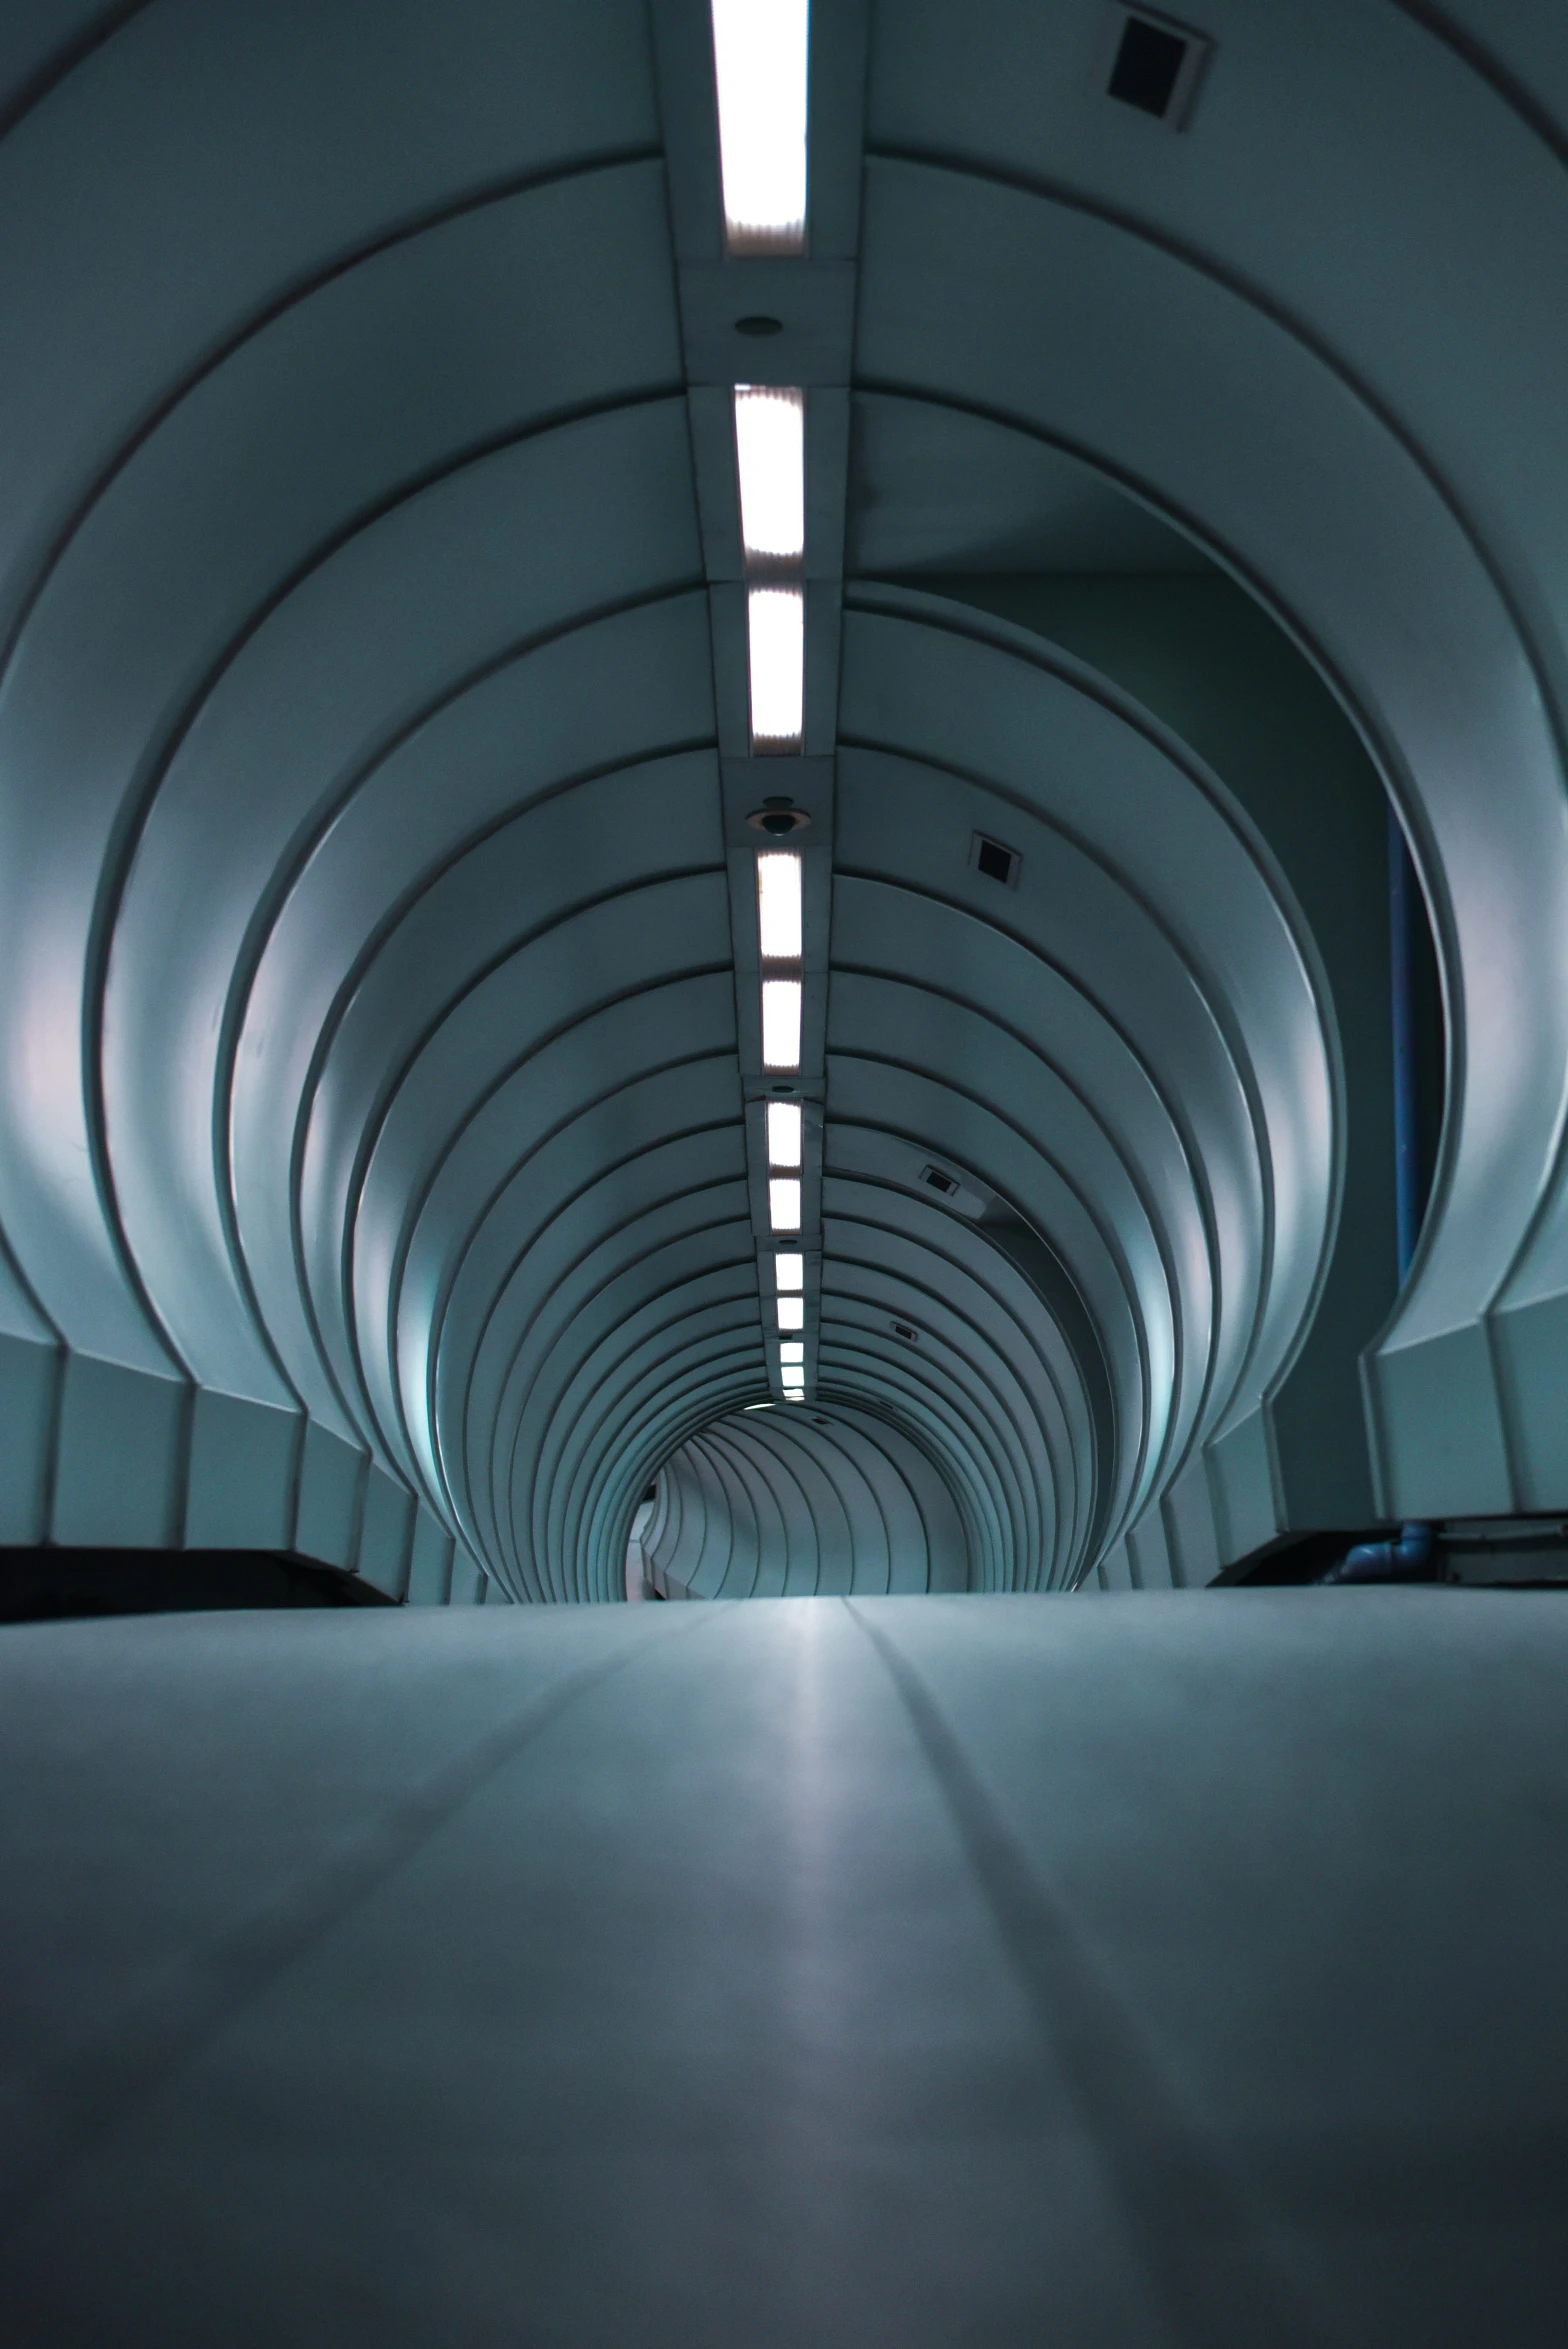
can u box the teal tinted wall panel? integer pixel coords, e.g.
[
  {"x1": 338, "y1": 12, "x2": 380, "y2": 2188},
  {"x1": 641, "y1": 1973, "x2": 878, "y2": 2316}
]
[
  {"x1": 51, "y1": 1355, "x2": 185, "y2": 1548},
  {"x1": 1492, "y1": 1291, "x2": 1568, "y2": 1513},
  {"x1": 1162, "y1": 1459, "x2": 1222, "y2": 1588},
  {"x1": 358, "y1": 1467, "x2": 414, "y2": 1599},
  {"x1": 407, "y1": 1510, "x2": 455, "y2": 1606},
  {"x1": 1367, "y1": 1321, "x2": 1513, "y2": 1520},
  {"x1": 0, "y1": 1334, "x2": 56, "y2": 1544},
  {"x1": 1207, "y1": 1409, "x2": 1280, "y2": 1565},
  {"x1": 183, "y1": 1388, "x2": 298, "y2": 1550},
  {"x1": 293, "y1": 1421, "x2": 365, "y2": 1569},
  {"x1": 450, "y1": 1554, "x2": 488, "y2": 1606}
]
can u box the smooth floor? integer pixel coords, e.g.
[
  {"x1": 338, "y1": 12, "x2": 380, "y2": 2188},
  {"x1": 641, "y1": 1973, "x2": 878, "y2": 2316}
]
[{"x1": 0, "y1": 1590, "x2": 1564, "y2": 2346}]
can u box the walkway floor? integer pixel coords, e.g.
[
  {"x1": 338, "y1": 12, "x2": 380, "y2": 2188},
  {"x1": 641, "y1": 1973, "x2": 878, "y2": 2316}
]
[{"x1": 0, "y1": 1590, "x2": 1563, "y2": 2345}]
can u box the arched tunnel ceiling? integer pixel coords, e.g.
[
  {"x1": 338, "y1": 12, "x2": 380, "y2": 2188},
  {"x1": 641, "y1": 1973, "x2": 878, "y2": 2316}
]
[
  {"x1": 641, "y1": 1398, "x2": 972, "y2": 1598},
  {"x1": 0, "y1": 1, "x2": 1563, "y2": 1598}
]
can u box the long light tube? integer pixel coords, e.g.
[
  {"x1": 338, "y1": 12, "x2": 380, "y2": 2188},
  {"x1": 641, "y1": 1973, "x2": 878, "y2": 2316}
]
[
  {"x1": 767, "y1": 1100, "x2": 802, "y2": 1167},
  {"x1": 748, "y1": 586, "x2": 804, "y2": 748},
  {"x1": 774, "y1": 1252, "x2": 804, "y2": 1291},
  {"x1": 777, "y1": 1295, "x2": 804, "y2": 1330},
  {"x1": 734, "y1": 387, "x2": 805, "y2": 563},
  {"x1": 710, "y1": 0, "x2": 808, "y2": 253},
  {"x1": 761, "y1": 976, "x2": 802, "y2": 1069},
  {"x1": 768, "y1": 1177, "x2": 802, "y2": 1231},
  {"x1": 756, "y1": 850, "x2": 802, "y2": 959}
]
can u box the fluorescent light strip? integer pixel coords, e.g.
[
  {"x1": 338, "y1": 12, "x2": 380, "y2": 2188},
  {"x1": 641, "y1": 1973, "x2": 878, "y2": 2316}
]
[
  {"x1": 756, "y1": 850, "x2": 802, "y2": 960},
  {"x1": 710, "y1": 0, "x2": 808, "y2": 253},
  {"x1": 777, "y1": 1295, "x2": 804, "y2": 1331},
  {"x1": 768, "y1": 1176, "x2": 801, "y2": 1231},
  {"x1": 767, "y1": 1100, "x2": 802, "y2": 1167},
  {"x1": 761, "y1": 976, "x2": 802, "y2": 1069},
  {"x1": 773, "y1": 1252, "x2": 804, "y2": 1291},
  {"x1": 734, "y1": 386, "x2": 806, "y2": 563},
  {"x1": 779, "y1": 1341, "x2": 805, "y2": 1367},
  {"x1": 748, "y1": 586, "x2": 804, "y2": 748}
]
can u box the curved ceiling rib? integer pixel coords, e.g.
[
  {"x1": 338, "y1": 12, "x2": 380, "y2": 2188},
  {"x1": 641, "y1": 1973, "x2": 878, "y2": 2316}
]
[
  {"x1": 0, "y1": 1, "x2": 1563, "y2": 1596},
  {"x1": 859, "y1": 0, "x2": 1568, "y2": 1515}
]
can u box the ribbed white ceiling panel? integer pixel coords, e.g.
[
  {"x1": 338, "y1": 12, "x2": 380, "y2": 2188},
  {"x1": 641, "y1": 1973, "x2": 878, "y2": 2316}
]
[
  {"x1": 0, "y1": 1, "x2": 1563, "y2": 1594},
  {"x1": 863, "y1": 2, "x2": 1568, "y2": 1518}
]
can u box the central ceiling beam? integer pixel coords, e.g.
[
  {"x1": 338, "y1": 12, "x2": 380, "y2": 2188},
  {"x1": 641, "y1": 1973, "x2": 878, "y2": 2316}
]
[{"x1": 650, "y1": 0, "x2": 869, "y2": 1411}]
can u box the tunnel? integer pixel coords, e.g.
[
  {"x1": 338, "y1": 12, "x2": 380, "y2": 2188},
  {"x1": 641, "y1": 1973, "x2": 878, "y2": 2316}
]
[{"x1": 2, "y1": 3, "x2": 1567, "y2": 2341}]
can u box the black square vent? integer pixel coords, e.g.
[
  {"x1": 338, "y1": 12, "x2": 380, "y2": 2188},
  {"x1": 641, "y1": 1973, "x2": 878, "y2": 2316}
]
[
  {"x1": 1103, "y1": 9, "x2": 1208, "y2": 127},
  {"x1": 971, "y1": 832, "x2": 1021, "y2": 888},
  {"x1": 921, "y1": 1165, "x2": 960, "y2": 1197}
]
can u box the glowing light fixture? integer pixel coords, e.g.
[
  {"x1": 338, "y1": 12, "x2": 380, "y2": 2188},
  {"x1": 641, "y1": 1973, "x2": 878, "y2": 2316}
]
[
  {"x1": 774, "y1": 1252, "x2": 804, "y2": 1290},
  {"x1": 777, "y1": 1295, "x2": 804, "y2": 1331},
  {"x1": 767, "y1": 1100, "x2": 802, "y2": 1167},
  {"x1": 756, "y1": 850, "x2": 802, "y2": 960},
  {"x1": 710, "y1": 0, "x2": 808, "y2": 253},
  {"x1": 783, "y1": 1386, "x2": 806, "y2": 1401},
  {"x1": 769, "y1": 1176, "x2": 802, "y2": 1231},
  {"x1": 734, "y1": 386, "x2": 805, "y2": 562},
  {"x1": 779, "y1": 1341, "x2": 805, "y2": 1367},
  {"x1": 761, "y1": 976, "x2": 802, "y2": 1069},
  {"x1": 748, "y1": 586, "x2": 804, "y2": 747}
]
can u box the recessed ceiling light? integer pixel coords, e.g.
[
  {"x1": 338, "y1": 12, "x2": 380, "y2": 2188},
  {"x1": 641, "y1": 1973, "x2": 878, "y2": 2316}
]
[
  {"x1": 769, "y1": 1176, "x2": 802, "y2": 1231},
  {"x1": 735, "y1": 386, "x2": 805, "y2": 563},
  {"x1": 761, "y1": 976, "x2": 802, "y2": 1069},
  {"x1": 782, "y1": 1385, "x2": 807, "y2": 1401},
  {"x1": 756, "y1": 850, "x2": 802, "y2": 960},
  {"x1": 710, "y1": 0, "x2": 808, "y2": 254},
  {"x1": 748, "y1": 585, "x2": 804, "y2": 748},
  {"x1": 777, "y1": 1294, "x2": 804, "y2": 1330},
  {"x1": 779, "y1": 1339, "x2": 805, "y2": 1365},
  {"x1": 767, "y1": 1100, "x2": 802, "y2": 1167},
  {"x1": 774, "y1": 1252, "x2": 804, "y2": 1291}
]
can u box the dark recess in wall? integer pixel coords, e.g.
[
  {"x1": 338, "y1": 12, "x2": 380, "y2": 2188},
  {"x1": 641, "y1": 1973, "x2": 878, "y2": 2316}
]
[{"x1": 0, "y1": 1548, "x2": 394, "y2": 1623}]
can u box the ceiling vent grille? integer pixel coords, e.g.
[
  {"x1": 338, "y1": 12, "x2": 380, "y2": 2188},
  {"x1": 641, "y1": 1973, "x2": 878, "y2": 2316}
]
[
  {"x1": 1102, "y1": 8, "x2": 1209, "y2": 127},
  {"x1": 891, "y1": 1320, "x2": 920, "y2": 1344},
  {"x1": 921, "y1": 1165, "x2": 960, "y2": 1198},
  {"x1": 971, "y1": 832, "x2": 1021, "y2": 888}
]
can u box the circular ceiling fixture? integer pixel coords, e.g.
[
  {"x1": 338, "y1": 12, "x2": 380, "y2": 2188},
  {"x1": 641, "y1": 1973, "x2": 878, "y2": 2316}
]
[{"x1": 747, "y1": 798, "x2": 810, "y2": 835}]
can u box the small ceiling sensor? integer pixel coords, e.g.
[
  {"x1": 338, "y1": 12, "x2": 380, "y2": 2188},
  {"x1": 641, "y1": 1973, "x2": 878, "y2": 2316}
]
[
  {"x1": 921, "y1": 1165, "x2": 960, "y2": 1198},
  {"x1": 1101, "y1": 7, "x2": 1210, "y2": 127},
  {"x1": 748, "y1": 798, "x2": 811, "y2": 836},
  {"x1": 734, "y1": 313, "x2": 784, "y2": 336},
  {"x1": 891, "y1": 1320, "x2": 920, "y2": 1344},
  {"x1": 971, "y1": 832, "x2": 1021, "y2": 888}
]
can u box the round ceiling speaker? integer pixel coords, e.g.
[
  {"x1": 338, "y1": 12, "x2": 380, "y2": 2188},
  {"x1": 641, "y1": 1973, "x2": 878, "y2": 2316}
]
[{"x1": 747, "y1": 799, "x2": 811, "y2": 836}]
